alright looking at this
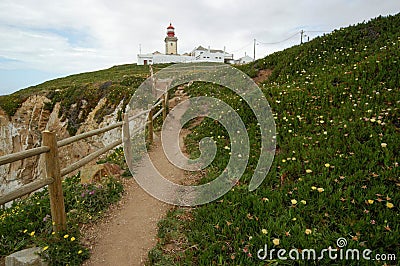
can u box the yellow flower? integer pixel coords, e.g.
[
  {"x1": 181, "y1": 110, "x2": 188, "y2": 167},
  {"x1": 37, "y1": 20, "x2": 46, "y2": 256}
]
[
  {"x1": 272, "y1": 238, "x2": 280, "y2": 246},
  {"x1": 52, "y1": 232, "x2": 55, "y2": 235},
  {"x1": 305, "y1": 229, "x2": 312, "y2": 235},
  {"x1": 311, "y1": 186, "x2": 317, "y2": 190},
  {"x1": 317, "y1": 188, "x2": 325, "y2": 193},
  {"x1": 30, "y1": 231, "x2": 35, "y2": 237},
  {"x1": 23, "y1": 229, "x2": 28, "y2": 233},
  {"x1": 324, "y1": 163, "x2": 330, "y2": 167},
  {"x1": 63, "y1": 234, "x2": 69, "y2": 239},
  {"x1": 78, "y1": 250, "x2": 83, "y2": 255},
  {"x1": 301, "y1": 200, "x2": 307, "y2": 205},
  {"x1": 70, "y1": 237, "x2": 76, "y2": 241},
  {"x1": 292, "y1": 218, "x2": 297, "y2": 221},
  {"x1": 261, "y1": 229, "x2": 268, "y2": 234},
  {"x1": 306, "y1": 169, "x2": 313, "y2": 173},
  {"x1": 381, "y1": 143, "x2": 387, "y2": 148},
  {"x1": 386, "y1": 202, "x2": 394, "y2": 209},
  {"x1": 367, "y1": 199, "x2": 374, "y2": 204},
  {"x1": 42, "y1": 246, "x2": 49, "y2": 251},
  {"x1": 291, "y1": 199, "x2": 297, "y2": 205}
]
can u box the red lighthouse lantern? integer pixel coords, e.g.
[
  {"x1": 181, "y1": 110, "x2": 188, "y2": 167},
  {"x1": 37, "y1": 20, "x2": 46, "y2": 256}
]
[{"x1": 167, "y1": 23, "x2": 175, "y2": 37}]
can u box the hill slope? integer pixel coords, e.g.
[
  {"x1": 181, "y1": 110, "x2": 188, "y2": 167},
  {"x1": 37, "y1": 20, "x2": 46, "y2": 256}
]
[
  {"x1": 0, "y1": 64, "x2": 170, "y2": 197},
  {"x1": 149, "y1": 14, "x2": 399, "y2": 265},
  {"x1": 0, "y1": 64, "x2": 153, "y2": 135}
]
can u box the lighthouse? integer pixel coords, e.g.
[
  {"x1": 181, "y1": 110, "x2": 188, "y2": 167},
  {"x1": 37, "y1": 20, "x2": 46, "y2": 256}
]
[
  {"x1": 137, "y1": 23, "x2": 234, "y2": 65},
  {"x1": 165, "y1": 23, "x2": 178, "y2": 55}
]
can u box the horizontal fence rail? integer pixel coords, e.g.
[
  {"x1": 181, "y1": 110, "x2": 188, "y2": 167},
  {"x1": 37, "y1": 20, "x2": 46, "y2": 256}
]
[
  {"x1": 153, "y1": 107, "x2": 164, "y2": 119},
  {"x1": 0, "y1": 146, "x2": 50, "y2": 166},
  {"x1": 0, "y1": 91, "x2": 169, "y2": 232},
  {"x1": 57, "y1": 122, "x2": 124, "y2": 148},
  {"x1": 57, "y1": 109, "x2": 149, "y2": 148},
  {"x1": 60, "y1": 139, "x2": 123, "y2": 177},
  {"x1": 153, "y1": 98, "x2": 163, "y2": 108},
  {"x1": 0, "y1": 178, "x2": 54, "y2": 205}
]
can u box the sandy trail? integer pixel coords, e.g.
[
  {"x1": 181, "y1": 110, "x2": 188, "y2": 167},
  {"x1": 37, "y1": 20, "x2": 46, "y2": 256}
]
[{"x1": 83, "y1": 91, "x2": 190, "y2": 266}]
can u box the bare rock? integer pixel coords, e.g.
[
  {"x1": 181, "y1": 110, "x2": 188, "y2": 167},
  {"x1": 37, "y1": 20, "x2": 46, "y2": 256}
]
[
  {"x1": 5, "y1": 247, "x2": 48, "y2": 266},
  {"x1": 80, "y1": 163, "x2": 123, "y2": 184}
]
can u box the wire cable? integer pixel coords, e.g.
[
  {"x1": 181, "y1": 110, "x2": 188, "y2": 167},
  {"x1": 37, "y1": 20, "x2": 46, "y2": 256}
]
[
  {"x1": 230, "y1": 41, "x2": 254, "y2": 53},
  {"x1": 257, "y1": 32, "x2": 300, "y2": 45}
]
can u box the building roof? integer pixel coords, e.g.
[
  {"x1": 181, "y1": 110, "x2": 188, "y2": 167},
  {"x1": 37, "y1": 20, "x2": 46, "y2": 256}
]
[
  {"x1": 239, "y1": 55, "x2": 254, "y2": 61},
  {"x1": 195, "y1": 45, "x2": 207, "y2": 51},
  {"x1": 193, "y1": 46, "x2": 227, "y2": 54},
  {"x1": 167, "y1": 23, "x2": 174, "y2": 29}
]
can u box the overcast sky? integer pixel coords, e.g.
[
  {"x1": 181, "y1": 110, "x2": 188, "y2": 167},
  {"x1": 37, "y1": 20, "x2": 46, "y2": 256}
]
[{"x1": 0, "y1": 0, "x2": 398, "y2": 95}]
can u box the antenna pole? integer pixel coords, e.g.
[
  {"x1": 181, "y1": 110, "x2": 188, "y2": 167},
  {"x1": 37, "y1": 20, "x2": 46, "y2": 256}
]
[
  {"x1": 253, "y1": 38, "x2": 256, "y2": 61},
  {"x1": 300, "y1": 30, "x2": 304, "y2": 44}
]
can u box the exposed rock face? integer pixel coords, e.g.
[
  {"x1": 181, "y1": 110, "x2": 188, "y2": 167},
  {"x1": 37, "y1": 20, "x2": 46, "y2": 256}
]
[
  {"x1": 80, "y1": 163, "x2": 123, "y2": 184},
  {"x1": 0, "y1": 95, "x2": 123, "y2": 196},
  {"x1": 5, "y1": 247, "x2": 48, "y2": 266}
]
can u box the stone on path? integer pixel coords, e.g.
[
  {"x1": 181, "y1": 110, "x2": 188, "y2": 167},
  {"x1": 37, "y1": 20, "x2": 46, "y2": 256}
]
[{"x1": 5, "y1": 247, "x2": 48, "y2": 266}]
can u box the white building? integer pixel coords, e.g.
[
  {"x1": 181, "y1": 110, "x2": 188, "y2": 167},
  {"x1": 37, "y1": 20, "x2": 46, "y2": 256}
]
[
  {"x1": 191, "y1": 46, "x2": 234, "y2": 63},
  {"x1": 235, "y1": 54, "x2": 254, "y2": 64},
  {"x1": 137, "y1": 51, "x2": 193, "y2": 65},
  {"x1": 137, "y1": 23, "x2": 234, "y2": 65}
]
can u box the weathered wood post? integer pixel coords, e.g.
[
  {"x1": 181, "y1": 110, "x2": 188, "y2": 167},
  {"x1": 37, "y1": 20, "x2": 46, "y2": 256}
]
[
  {"x1": 42, "y1": 131, "x2": 66, "y2": 232},
  {"x1": 147, "y1": 104, "x2": 154, "y2": 144},
  {"x1": 162, "y1": 91, "x2": 168, "y2": 121}
]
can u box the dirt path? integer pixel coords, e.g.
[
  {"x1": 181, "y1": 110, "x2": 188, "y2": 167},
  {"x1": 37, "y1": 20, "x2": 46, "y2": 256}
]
[{"x1": 82, "y1": 90, "x2": 190, "y2": 266}]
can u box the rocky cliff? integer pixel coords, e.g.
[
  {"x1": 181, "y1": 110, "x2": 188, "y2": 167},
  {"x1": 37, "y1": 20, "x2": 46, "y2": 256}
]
[
  {"x1": 0, "y1": 64, "x2": 154, "y2": 197},
  {"x1": 0, "y1": 95, "x2": 124, "y2": 196}
]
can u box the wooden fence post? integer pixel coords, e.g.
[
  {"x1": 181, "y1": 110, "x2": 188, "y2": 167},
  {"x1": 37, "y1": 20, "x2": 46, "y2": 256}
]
[
  {"x1": 147, "y1": 104, "x2": 154, "y2": 144},
  {"x1": 162, "y1": 91, "x2": 168, "y2": 121},
  {"x1": 42, "y1": 131, "x2": 66, "y2": 232}
]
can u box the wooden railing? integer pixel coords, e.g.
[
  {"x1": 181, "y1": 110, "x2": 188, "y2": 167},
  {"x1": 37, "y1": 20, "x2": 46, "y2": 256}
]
[{"x1": 0, "y1": 92, "x2": 168, "y2": 232}]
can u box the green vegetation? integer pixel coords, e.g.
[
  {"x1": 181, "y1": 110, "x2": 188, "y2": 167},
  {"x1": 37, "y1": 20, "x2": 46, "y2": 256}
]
[
  {"x1": 0, "y1": 12, "x2": 398, "y2": 266},
  {"x1": 149, "y1": 14, "x2": 399, "y2": 265},
  {"x1": 0, "y1": 64, "x2": 169, "y2": 135},
  {"x1": 0, "y1": 174, "x2": 123, "y2": 265},
  {"x1": 0, "y1": 61, "x2": 167, "y2": 264}
]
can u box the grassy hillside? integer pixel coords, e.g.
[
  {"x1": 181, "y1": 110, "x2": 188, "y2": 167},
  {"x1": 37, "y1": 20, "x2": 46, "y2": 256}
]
[
  {"x1": 149, "y1": 14, "x2": 399, "y2": 265},
  {"x1": 0, "y1": 64, "x2": 169, "y2": 135}
]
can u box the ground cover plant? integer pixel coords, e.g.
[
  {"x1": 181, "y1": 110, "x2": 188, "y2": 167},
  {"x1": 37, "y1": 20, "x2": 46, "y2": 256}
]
[
  {"x1": 149, "y1": 14, "x2": 399, "y2": 265},
  {"x1": 0, "y1": 173, "x2": 123, "y2": 265}
]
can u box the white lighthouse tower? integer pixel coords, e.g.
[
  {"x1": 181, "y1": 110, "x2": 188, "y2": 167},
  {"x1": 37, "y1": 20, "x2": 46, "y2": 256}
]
[{"x1": 165, "y1": 23, "x2": 178, "y2": 55}]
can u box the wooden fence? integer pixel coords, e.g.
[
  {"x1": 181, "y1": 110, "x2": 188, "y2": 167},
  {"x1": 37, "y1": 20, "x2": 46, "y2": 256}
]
[{"x1": 0, "y1": 92, "x2": 168, "y2": 232}]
